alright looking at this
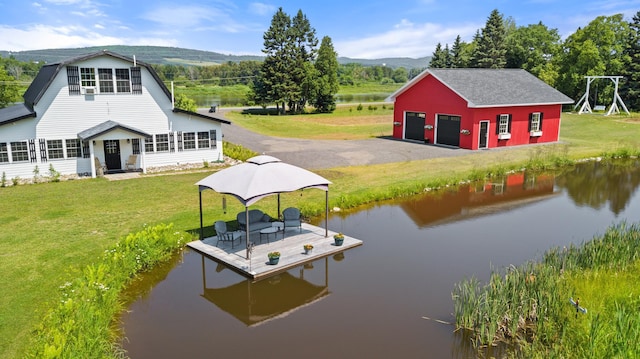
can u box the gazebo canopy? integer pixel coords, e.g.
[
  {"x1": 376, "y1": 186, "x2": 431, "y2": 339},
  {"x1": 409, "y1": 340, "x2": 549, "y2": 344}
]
[{"x1": 196, "y1": 155, "x2": 331, "y2": 206}]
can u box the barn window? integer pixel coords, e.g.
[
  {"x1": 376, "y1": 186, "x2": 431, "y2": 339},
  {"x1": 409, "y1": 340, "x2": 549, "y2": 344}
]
[
  {"x1": 496, "y1": 114, "x2": 512, "y2": 140},
  {"x1": 529, "y1": 112, "x2": 544, "y2": 136}
]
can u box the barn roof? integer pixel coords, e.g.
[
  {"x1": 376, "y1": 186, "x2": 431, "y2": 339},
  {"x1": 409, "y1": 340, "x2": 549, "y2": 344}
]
[{"x1": 387, "y1": 68, "x2": 574, "y2": 108}]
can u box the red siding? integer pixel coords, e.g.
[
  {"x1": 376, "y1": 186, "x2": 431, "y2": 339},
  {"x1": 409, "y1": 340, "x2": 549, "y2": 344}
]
[{"x1": 393, "y1": 74, "x2": 563, "y2": 150}]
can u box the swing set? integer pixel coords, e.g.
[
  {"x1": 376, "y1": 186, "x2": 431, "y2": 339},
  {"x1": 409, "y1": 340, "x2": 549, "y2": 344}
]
[{"x1": 574, "y1": 75, "x2": 630, "y2": 116}]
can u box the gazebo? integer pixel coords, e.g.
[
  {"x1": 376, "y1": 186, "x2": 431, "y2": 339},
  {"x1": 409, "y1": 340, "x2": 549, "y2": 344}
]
[{"x1": 196, "y1": 155, "x2": 331, "y2": 259}]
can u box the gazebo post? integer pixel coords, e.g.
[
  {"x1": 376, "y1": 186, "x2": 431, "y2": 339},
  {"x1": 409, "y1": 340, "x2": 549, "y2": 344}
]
[
  {"x1": 245, "y1": 206, "x2": 250, "y2": 259},
  {"x1": 199, "y1": 190, "x2": 204, "y2": 240},
  {"x1": 277, "y1": 194, "x2": 281, "y2": 219},
  {"x1": 325, "y1": 190, "x2": 329, "y2": 237}
]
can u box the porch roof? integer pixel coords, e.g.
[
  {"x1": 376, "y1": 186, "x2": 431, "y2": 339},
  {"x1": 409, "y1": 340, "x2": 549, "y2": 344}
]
[
  {"x1": 78, "y1": 120, "x2": 150, "y2": 140},
  {"x1": 0, "y1": 103, "x2": 36, "y2": 126}
]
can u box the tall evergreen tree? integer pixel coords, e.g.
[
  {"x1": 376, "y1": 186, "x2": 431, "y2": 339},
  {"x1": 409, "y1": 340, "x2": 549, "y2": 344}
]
[
  {"x1": 258, "y1": 7, "x2": 291, "y2": 113},
  {"x1": 468, "y1": 30, "x2": 482, "y2": 67},
  {"x1": 430, "y1": 43, "x2": 447, "y2": 68},
  {"x1": 450, "y1": 35, "x2": 464, "y2": 68},
  {"x1": 313, "y1": 36, "x2": 339, "y2": 113},
  {"x1": 288, "y1": 9, "x2": 318, "y2": 113},
  {"x1": 621, "y1": 11, "x2": 640, "y2": 111},
  {"x1": 444, "y1": 44, "x2": 452, "y2": 68},
  {"x1": 475, "y1": 9, "x2": 507, "y2": 68}
]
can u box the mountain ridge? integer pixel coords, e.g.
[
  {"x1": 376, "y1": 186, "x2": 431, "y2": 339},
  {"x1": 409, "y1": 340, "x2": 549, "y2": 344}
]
[{"x1": 0, "y1": 45, "x2": 430, "y2": 69}]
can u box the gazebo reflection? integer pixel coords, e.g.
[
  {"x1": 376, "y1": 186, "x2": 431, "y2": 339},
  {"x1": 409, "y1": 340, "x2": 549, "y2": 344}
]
[{"x1": 199, "y1": 256, "x2": 331, "y2": 327}]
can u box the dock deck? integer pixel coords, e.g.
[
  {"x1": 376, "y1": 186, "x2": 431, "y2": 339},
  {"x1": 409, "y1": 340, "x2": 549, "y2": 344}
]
[{"x1": 187, "y1": 223, "x2": 362, "y2": 280}]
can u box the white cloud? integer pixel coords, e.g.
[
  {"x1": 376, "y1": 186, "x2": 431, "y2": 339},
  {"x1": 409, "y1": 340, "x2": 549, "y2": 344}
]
[
  {"x1": 0, "y1": 24, "x2": 175, "y2": 52},
  {"x1": 248, "y1": 2, "x2": 275, "y2": 16},
  {"x1": 335, "y1": 19, "x2": 479, "y2": 59}
]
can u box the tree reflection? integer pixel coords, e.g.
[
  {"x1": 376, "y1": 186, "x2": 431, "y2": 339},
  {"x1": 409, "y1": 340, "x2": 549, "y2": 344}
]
[{"x1": 555, "y1": 159, "x2": 640, "y2": 215}]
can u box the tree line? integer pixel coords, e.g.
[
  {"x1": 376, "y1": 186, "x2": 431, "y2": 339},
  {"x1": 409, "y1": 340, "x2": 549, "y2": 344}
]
[{"x1": 429, "y1": 9, "x2": 640, "y2": 111}]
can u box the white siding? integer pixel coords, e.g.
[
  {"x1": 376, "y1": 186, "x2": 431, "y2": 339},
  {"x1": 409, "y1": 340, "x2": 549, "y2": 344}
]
[{"x1": 0, "y1": 53, "x2": 225, "y2": 179}]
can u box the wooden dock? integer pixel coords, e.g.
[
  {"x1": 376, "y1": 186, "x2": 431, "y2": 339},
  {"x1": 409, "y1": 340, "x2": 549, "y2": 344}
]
[{"x1": 187, "y1": 223, "x2": 362, "y2": 280}]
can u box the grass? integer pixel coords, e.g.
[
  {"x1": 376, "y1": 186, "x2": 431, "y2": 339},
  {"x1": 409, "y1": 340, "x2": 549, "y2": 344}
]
[
  {"x1": 224, "y1": 104, "x2": 394, "y2": 140},
  {"x1": 453, "y1": 222, "x2": 640, "y2": 357},
  {"x1": 1, "y1": 110, "x2": 639, "y2": 358}
]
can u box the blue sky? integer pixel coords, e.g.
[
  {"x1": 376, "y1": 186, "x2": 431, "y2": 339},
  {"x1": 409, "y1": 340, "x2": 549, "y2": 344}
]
[{"x1": 0, "y1": 0, "x2": 638, "y2": 59}]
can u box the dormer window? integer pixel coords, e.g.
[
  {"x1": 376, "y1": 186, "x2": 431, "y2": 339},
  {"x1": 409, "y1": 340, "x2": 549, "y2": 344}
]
[{"x1": 80, "y1": 68, "x2": 95, "y2": 87}]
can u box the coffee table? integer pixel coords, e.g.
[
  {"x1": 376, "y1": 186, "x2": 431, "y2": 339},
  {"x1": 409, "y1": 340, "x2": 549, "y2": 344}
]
[{"x1": 259, "y1": 222, "x2": 284, "y2": 243}]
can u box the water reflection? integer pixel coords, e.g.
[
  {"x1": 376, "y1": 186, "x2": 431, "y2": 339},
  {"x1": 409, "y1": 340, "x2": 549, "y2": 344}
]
[
  {"x1": 199, "y1": 257, "x2": 330, "y2": 327},
  {"x1": 402, "y1": 173, "x2": 557, "y2": 227},
  {"x1": 556, "y1": 159, "x2": 640, "y2": 215}
]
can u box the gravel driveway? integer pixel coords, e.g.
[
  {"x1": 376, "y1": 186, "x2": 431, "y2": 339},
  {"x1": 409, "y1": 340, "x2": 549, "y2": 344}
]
[{"x1": 217, "y1": 110, "x2": 472, "y2": 170}]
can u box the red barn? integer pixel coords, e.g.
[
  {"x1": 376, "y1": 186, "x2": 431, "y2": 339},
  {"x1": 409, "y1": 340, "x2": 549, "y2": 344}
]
[{"x1": 387, "y1": 69, "x2": 574, "y2": 150}]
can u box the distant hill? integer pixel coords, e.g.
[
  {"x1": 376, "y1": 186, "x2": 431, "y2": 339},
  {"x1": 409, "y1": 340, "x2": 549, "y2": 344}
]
[{"x1": 0, "y1": 45, "x2": 430, "y2": 69}]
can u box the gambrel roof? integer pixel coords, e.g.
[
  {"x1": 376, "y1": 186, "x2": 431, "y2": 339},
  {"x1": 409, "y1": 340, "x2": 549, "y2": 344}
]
[
  {"x1": 1, "y1": 50, "x2": 230, "y2": 126},
  {"x1": 387, "y1": 68, "x2": 574, "y2": 108},
  {"x1": 22, "y1": 50, "x2": 172, "y2": 109}
]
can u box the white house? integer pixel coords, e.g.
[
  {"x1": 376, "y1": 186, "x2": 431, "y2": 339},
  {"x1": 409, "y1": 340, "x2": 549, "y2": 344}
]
[{"x1": 0, "y1": 50, "x2": 230, "y2": 180}]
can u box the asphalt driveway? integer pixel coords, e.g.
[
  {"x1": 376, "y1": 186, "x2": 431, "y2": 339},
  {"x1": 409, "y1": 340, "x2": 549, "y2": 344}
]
[{"x1": 217, "y1": 110, "x2": 472, "y2": 170}]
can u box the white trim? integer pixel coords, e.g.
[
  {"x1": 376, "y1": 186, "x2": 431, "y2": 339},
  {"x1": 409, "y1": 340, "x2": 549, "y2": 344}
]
[
  {"x1": 530, "y1": 131, "x2": 543, "y2": 137},
  {"x1": 497, "y1": 133, "x2": 511, "y2": 140},
  {"x1": 478, "y1": 120, "x2": 489, "y2": 149}
]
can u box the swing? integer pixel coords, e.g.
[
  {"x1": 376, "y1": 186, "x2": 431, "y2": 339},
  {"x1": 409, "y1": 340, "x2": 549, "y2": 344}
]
[{"x1": 574, "y1": 76, "x2": 630, "y2": 116}]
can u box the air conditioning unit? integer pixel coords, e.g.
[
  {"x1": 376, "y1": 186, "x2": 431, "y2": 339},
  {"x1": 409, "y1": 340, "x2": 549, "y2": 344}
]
[{"x1": 83, "y1": 87, "x2": 96, "y2": 95}]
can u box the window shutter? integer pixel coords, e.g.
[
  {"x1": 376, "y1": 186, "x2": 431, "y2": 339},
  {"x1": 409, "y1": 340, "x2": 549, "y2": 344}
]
[
  {"x1": 495, "y1": 115, "x2": 500, "y2": 134},
  {"x1": 177, "y1": 132, "x2": 183, "y2": 152},
  {"x1": 82, "y1": 140, "x2": 90, "y2": 158},
  {"x1": 29, "y1": 139, "x2": 37, "y2": 163},
  {"x1": 507, "y1": 115, "x2": 512, "y2": 133},
  {"x1": 131, "y1": 67, "x2": 142, "y2": 94},
  {"x1": 210, "y1": 130, "x2": 217, "y2": 149},
  {"x1": 67, "y1": 66, "x2": 80, "y2": 95},
  {"x1": 528, "y1": 113, "x2": 533, "y2": 132},
  {"x1": 39, "y1": 138, "x2": 47, "y2": 162},
  {"x1": 539, "y1": 113, "x2": 544, "y2": 130},
  {"x1": 169, "y1": 132, "x2": 175, "y2": 152}
]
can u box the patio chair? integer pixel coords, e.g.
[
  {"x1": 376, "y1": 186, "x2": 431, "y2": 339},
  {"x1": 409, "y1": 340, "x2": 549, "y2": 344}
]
[
  {"x1": 125, "y1": 154, "x2": 137, "y2": 171},
  {"x1": 213, "y1": 220, "x2": 242, "y2": 248},
  {"x1": 282, "y1": 207, "x2": 302, "y2": 233}
]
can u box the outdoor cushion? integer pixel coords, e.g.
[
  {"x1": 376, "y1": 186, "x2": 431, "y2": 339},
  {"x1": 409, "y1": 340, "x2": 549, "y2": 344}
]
[{"x1": 237, "y1": 209, "x2": 272, "y2": 232}]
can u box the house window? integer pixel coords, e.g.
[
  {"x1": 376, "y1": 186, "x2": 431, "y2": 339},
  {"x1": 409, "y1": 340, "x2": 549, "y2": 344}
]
[
  {"x1": 498, "y1": 114, "x2": 509, "y2": 134},
  {"x1": 66, "y1": 139, "x2": 82, "y2": 158},
  {"x1": 132, "y1": 138, "x2": 141, "y2": 154},
  {"x1": 80, "y1": 68, "x2": 96, "y2": 87},
  {"x1": 197, "y1": 131, "x2": 210, "y2": 149},
  {"x1": 47, "y1": 140, "x2": 64, "y2": 159},
  {"x1": 155, "y1": 134, "x2": 169, "y2": 152},
  {"x1": 0, "y1": 143, "x2": 8, "y2": 163},
  {"x1": 11, "y1": 141, "x2": 29, "y2": 162},
  {"x1": 145, "y1": 136, "x2": 154, "y2": 153},
  {"x1": 98, "y1": 68, "x2": 114, "y2": 93},
  {"x1": 115, "y1": 68, "x2": 131, "y2": 93},
  {"x1": 183, "y1": 132, "x2": 196, "y2": 150}
]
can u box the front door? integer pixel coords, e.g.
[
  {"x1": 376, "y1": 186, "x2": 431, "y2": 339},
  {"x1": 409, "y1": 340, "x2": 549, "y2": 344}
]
[
  {"x1": 479, "y1": 121, "x2": 489, "y2": 149},
  {"x1": 103, "y1": 140, "x2": 121, "y2": 171}
]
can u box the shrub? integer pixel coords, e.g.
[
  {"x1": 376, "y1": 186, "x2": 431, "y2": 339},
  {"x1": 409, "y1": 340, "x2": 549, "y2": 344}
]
[{"x1": 357, "y1": 103, "x2": 363, "y2": 111}]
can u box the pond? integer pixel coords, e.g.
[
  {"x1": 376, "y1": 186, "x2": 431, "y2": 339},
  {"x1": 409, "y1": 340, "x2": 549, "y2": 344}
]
[{"x1": 119, "y1": 160, "x2": 640, "y2": 358}]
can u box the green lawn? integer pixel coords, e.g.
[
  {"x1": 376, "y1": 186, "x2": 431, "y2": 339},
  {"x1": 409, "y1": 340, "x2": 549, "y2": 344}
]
[{"x1": 1, "y1": 111, "x2": 639, "y2": 358}]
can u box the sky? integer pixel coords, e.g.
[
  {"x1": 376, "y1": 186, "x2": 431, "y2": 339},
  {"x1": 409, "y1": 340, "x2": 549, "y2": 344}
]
[{"x1": 0, "y1": 0, "x2": 639, "y2": 59}]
